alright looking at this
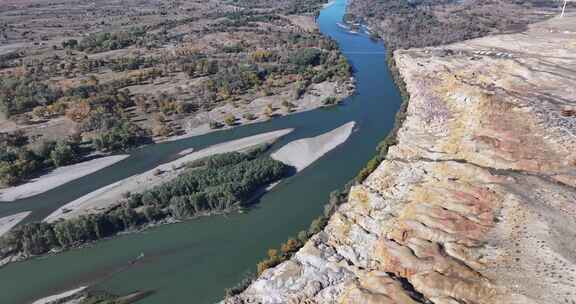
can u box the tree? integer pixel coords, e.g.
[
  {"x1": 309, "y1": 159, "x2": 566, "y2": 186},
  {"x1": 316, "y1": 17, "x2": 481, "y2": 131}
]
[
  {"x1": 62, "y1": 39, "x2": 78, "y2": 49},
  {"x1": 32, "y1": 106, "x2": 49, "y2": 120},
  {"x1": 152, "y1": 114, "x2": 172, "y2": 137},
  {"x1": 176, "y1": 103, "x2": 194, "y2": 114},
  {"x1": 264, "y1": 104, "x2": 274, "y2": 117},
  {"x1": 66, "y1": 101, "x2": 91, "y2": 122},
  {"x1": 289, "y1": 48, "x2": 323, "y2": 67},
  {"x1": 50, "y1": 141, "x2": 77, "y2": 167},
  {"x1": 0, "y1": 161, "x2": 18, "y2": 187},
  {"x1": 280, "y1": 238, "x2": 300, "y2": 255},
  {"x1": 93, "y1": 121, "x2": 148, "y2": 152},
  {"x1": 223, "y1": 114, "x2": 236, "y2": 126},
  {"x1": 242, "y1": 112, "x2": 257, "y2": 121},
  {"x1": 251, "y1": 50, "x2": 274, "y2": 62},
  {"x1": 292, "y1": 81, "x2": 307, "y2": 99},
  {"x1": 268, "y1": 249, "x2": 278, "y2": 258},
  {"x1": 297, "y1": 230, "x2": 309, "y2": 243},
  {"x1": 281, "y1": 100, "x2": 295, "y2": 112},
  {"x1": 209, "y1": 121, "x2": 223, "y2": 129},
  {"x1": 322, "y1": 96, "x2": 338, "y2": 106}
]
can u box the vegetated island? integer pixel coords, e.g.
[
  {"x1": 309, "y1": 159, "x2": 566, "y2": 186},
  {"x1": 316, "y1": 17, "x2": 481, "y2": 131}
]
[
  {"x1": 44, "y1": 129, "x2": 293, "y2": 223},
  {"x1": 0, "y1": 0, "x2": 354, "y2": 199},
  {"x1": 1, "y1": 144, "x2": 290, "y2": 267},
  {"x1": 0, "y1": 129, "x2": 293, "y2": 266}
]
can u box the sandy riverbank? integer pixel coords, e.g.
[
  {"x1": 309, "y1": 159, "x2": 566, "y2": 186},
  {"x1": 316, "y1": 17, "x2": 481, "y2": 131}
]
[
  {"x1": 271, "y1": 121, "x2": 355, "y2": 171},
  {"x1": 160, "y1": 81, "x2": 354, "y2": 143},
  {"x1": 0, "y1": 155, "x2": 130, "y2": 202},
  {"x1": 31, "y1": 286, "x2": 87, "y2": 304},
  {"x1": 44, "y1": 129, "x2": 293, "y2": 223},
  {"x1": 0, "y1": 211, "x2": 31, "y2": 238}
]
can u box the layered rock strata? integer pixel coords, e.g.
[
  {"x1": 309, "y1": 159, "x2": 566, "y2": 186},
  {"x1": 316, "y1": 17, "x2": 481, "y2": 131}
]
[{"x1": 225, "y1": 14, "x2": 576, "y2": 304}]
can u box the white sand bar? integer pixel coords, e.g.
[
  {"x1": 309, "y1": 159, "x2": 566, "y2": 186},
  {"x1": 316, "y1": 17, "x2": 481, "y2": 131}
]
[
  {"x1": 272, "y1": 122, "x2": 355, "y2": 172},
  {"x1": 0, "y1": 211, "x2": 31, "y2": 237},
  {"x1": 45, "y1": 129, "x2": 293, "y2": 223},
  {"x1": 32, "y1": 286, "x2": 87, "y2": 304},
  {"x1": 0, "y1": 155, "x2": 130, "y2": 202}
]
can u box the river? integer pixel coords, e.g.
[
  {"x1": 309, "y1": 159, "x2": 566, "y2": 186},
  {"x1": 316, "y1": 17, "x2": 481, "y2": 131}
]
[{"x1": 0, "y1": 0, "x2": 401, "y2": 303}]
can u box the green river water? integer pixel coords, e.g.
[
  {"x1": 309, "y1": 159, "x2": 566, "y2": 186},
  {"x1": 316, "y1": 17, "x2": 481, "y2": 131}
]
[{"x1": 0, "y1": 0, "x2": 402, "y2": 303}]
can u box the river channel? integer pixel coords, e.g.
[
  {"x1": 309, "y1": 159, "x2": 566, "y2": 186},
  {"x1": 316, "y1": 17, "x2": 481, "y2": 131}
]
[{"x1": 0, "y1": 0, "x2": 402, "y2": 303}]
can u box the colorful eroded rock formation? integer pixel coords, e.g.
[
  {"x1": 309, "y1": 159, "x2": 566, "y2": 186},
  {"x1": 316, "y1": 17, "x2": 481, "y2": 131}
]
[{"x1": 225, "y1": 14, "x2": 576, "y2": 304}]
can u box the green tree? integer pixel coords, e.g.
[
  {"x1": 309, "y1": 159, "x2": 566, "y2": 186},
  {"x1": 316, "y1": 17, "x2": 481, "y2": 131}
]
[
  {"x1": 242, "y1": 112, "x2": 257, "y2": 121},
  {"x1": 50, "y1": 141, "x2": 77, "y2": 167},
  {"x1": 0, "y1": 161, "x2": 17, "y2": 187},
  {"x1": 223, "y1": 114, "x2": 236, "y2": 126}
]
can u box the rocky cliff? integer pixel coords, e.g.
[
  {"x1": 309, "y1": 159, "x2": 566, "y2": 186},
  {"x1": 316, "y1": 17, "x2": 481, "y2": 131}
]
[{"x1": 224, "y1": 14, "x2": 576, "y2": 304}]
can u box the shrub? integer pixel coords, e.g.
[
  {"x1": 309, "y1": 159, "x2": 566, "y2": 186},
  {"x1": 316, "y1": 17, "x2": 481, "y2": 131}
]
[
  {"x1": 322, "y1": 96, "x2": 338, "y2": 106},
  {"x1": 224, "y1": 114, "x2": 236, "y2": 126},
  {"x1": 281, "y1": 100, "x2": 296, "y2": 111},
  {"x1": 242, "y1": 112, "x2": 257, "y2": 121},
  {"x1": 93, "y1": 121, "x2": 148, "y2": 152},
  {"x1": 50, "y1": 141, "x2": 78, "y2": 167},
  {"x1": 288, "y1": 48, "x2": 323, "y2": 67},
  {"x1": 292, "y1": 81, "x2": 307, "y2": 100},
  {"x1": 209, "y1": 121, "x2": 224, "y2": 129}
]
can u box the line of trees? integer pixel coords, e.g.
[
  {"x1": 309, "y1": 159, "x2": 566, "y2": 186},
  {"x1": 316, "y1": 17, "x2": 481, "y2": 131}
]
[
  {"x1": 251, "y1": 188, "x2": 348, "y2": 278},
  {"x1": 62, "y1": 27, "x2": 150, "y2": 53}
]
